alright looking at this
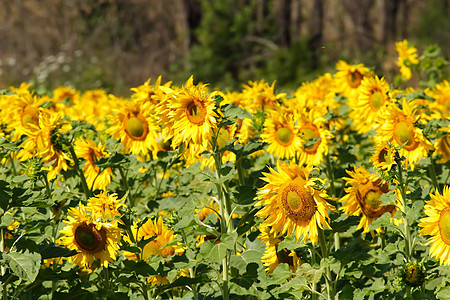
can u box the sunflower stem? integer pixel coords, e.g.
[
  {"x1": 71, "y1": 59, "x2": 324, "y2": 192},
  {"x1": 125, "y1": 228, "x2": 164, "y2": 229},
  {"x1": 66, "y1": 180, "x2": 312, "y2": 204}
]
[
  {"x1": 428, "y1": 155, "x2": 440, "y2": 193},
  {"x1": 9, "y1": 153, "x2": 17, "y2": 176},
  {"x1": 213, "y1": 152, "x2": 231, "y2": 300},
  {"x1": 395, "y1": 154, "x2": 412, "y2": 261},
  {"x1": 68, "y1": 144, "x2": 92, "y2": 199},
  {"x1": 318, "y1": 228, "x2": 335, "y2": 300},
  {"x1": 236, "y1": 157, "x2": 245, "y2": 186},
  {"x1": 118, "y1": 166, "x2": 136, "y2": 208}
]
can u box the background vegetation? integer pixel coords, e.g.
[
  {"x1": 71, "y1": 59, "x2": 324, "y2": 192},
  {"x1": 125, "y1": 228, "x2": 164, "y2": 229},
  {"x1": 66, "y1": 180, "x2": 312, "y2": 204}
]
[{"x1": 0, "y1": 0, "x2": 449, "y2": 93}]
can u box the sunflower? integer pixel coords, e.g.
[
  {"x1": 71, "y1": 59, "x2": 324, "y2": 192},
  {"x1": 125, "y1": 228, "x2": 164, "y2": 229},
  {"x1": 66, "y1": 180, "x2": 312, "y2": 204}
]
[
  {"x1": 427, "y1": 80, "x2": 450, "y2": 116},
  {"x1": 259, "y1": 225, "x2": 302, "y2": 273},
  {"x1": 350, "y1": 76, "x2": 391, "y2": 134},
  {"x1": 260, "y1": 111, "x2": 302, "y2": 160},
  {"x1": 241, "y1": 79, "x2": 286, "y2": 114},
  {"x1": 434, "y1": 126, "x2": 450, "y2": 163},
  {"x1": 297, "y1": 110, "x2": 332, "y2": 167},
  {"x1": 18, "y1": 109, "x2": 72, "y2": 181},
  {"x1": 75, "y1": 139, "x2": 113, "y2": 191},
  {"x1": 86, "y1": 192, "x2": 126, "y2": 219},
  {"x1": 107, "y1": 100, "x2": 159, "y2": 157},
  {"x1": 156, "y1": 76, "x2": 219, "y2": 150},
  {"x1": 130, "y1": 76, "x2": 172, "y2": 111},
  {"x1": 339, "y1": 166, "x2": 397, "y2": 235},
  {"x1": 371, "y1": 142, "x2": 396, "y2": 171},
  {"x1": 58, "y1": 204, "x2": 121, "y2": 269},
  {"x1": 334, "y1": 60, "x2": 372, "y2": 101},
  {"x1": 419, "y1": 186, "x2": 450, "y2": 266},
  {"x1": 395, "y1": 40, "x2": 419, "y2": 80},
  {"x1": 6, "y1": 90, "x2": 43, "y2": 141},
  {"x1": 124, "y1": 217, "x2": 183, "y2": 262},
  {"x1": 374, "y1": 101, "x2": 433, "y2": 170},
  {"x1": 256, "y1": 160, "x2": 335, "y2": 245}
]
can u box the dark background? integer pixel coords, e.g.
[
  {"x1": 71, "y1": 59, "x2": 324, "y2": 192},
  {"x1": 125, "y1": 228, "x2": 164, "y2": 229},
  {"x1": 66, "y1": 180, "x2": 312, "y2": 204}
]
[{"x1": 0, "y1": 0, "x2": 448, "y2": 95}]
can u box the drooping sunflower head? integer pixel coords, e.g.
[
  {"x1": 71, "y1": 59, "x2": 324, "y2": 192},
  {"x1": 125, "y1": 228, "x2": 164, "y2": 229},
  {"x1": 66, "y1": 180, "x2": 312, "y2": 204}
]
[
  {"x1": 256, "y1": 160, "x2": 336, "y2": 245},
  {"x1": 107, "y1": 100, "x2": 159, "y2": 157},
  {"x1": 131, "y1": 76, "x2": 172, "y2": 110},
  {"x1": 340, "y1": 166, "x2": 397, "y2": 235},
  {"x1": 419, "y1": 186, "x2": 450, "y2": 266},
  {"x1": 260, "y1": 111, "x2": 301, "y2": 159},
  {"x1": 395, "y1": 40, "x2": 419, "y2": 80},
  {"x1": 59, "y1": 204, "x2": 121, "y2": 269},
  {"x1": 75, "y1": 139, "x2": 113, "y2": 191}
]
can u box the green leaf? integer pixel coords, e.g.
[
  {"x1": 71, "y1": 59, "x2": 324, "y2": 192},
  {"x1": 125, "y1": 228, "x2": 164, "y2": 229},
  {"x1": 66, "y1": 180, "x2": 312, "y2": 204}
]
[
  {"x1": 38, "y1": 243, "x2": 78, "y2": 260},
  {"x1": 230, "y1": 262, "x2": 258, "y2": 289},
  {"x1": 5, "y1": 251, "x2": 42, "y2": 283},
  {"x1": 94, "y1": 152, "x2": 129, "y2": 169},
  {"x1": 222, "y1": 103, "x2": 252, "y2": 120},
  {"x1": 296, "y1": 263, "x2": 323, "y2": 284},
  {"x1": 233, "y1": 185, "x2": 257, "y2": 206},
  {"x1": 122, "y1": 260, "x2": 156, "y2": 277}
]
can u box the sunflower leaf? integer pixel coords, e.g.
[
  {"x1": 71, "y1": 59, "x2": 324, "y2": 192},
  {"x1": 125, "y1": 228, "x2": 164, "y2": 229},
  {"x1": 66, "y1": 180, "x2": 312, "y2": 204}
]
[
  {"x1": 4, "y1": 250, "x2": 41, "y2": 283},
  {"x1": 94, "y1": 152, "x2": 129, "y2": 168}
]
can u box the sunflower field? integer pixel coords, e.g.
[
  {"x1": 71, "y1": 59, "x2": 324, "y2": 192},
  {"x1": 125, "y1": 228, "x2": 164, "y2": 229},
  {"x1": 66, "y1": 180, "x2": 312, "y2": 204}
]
[{"x1": 0, "y1": 40, "x2": 449, "y2": 300}]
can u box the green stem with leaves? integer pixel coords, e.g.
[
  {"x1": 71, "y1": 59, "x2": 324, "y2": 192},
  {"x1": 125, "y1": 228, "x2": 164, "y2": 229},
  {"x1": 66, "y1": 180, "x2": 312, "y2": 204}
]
[
  {"x1": 395, "y1": 157, "x2": 412, "y2": 261},
  {"x1": 68, "y1": 144, "x2": 92, "y2": 199},
  {"x1": 428, "y1": 155, "x2": 440, "y2": 193},
  {"x1": 118, "y1": 166, "x2": 136, "y2": 208},
  {"x1": 318, "y1": 228, "x2": 335, "y2": 300}
]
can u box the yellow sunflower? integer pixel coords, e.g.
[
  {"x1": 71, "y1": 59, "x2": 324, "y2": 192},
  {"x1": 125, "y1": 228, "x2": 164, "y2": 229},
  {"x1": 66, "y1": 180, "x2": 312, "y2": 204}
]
[
  {"x1": 426, "y1": 80, "x2": 450, "y2": 116},
  {"x1": 339, "y1": 166, "x2": 398, "y2": 235},
  {"x1": 107, "y1": 100, "x2": 159, "y2": 157},
  {"x1": 241, "y1": 79, "x2": 286, "y2": 114},
  {"x1": 75, "y1": 139, "x2": 113, "y2": 191},
  {"x1": 18, "y1": 109, "x2": 72, "y2": 181},
  {"x1": 256, "y1": 160, "x2": 336, "y2": 245},
  {"x1": 260, "y1": 111, "x2": 302, "y2": 160},
  {"x1": 374, "y1": 101, "x2": 433, "y2": 170},
  {"x1": 130, "y1": 76, "x2": 172, "y2": 111},
  {"x1": 419, "y1": 186, "x2": 450, "y2": 266},
  {"x1": 395, "y1": 40, "x2": 419, "y2": 80},
  {"x1": 334, "y1": 60, "x2": 372, "y2": 101},
  {"x1": 371, "y1": 142, "x2": 396, "y2": 171},
  {"x1": 434, "y1": 126, "x2": 450, "y2": 163},
  {"x1": 124, "y1": 217, "x2": 183, "y2": 262},
  {"x1": 58, "y1": 204, "x2": 121, "y2": 269},
  {"x1": 156, "y1": 76, "x2": 219, "y2": 149},
  {"x1": 86, "y1": 192, "x2": 126, "y2": 219},
  {"x1": 259, "y1": 225, "x2": 302, "y2": 273},
  {"x1": 350, "y1": 75, "x2": 391, "y2": 134},
  {"x1": 297, "y1": 110, "x2": 332, "y2": 167}
]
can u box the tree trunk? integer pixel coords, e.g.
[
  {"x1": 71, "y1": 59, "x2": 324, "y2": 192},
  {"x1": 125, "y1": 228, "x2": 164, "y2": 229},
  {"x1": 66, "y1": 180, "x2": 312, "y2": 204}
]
[
  {"x1": 277, "y1": 0, "x2": 292, "y2": 47},
  {"x1": 308, "y1": 0, "x2": 324, "y2": 69}
]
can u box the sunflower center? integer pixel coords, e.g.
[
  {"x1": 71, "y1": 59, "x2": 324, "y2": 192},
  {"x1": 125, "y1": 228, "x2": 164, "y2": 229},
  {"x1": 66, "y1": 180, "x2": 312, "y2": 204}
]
[
  {"x1": 74, "y1": 223, "x2": 107, "y2": 253},
  {"x1": 276, "y1": 127, "x2": 293, "y2": 146},
  {"x1": 365, "y1": 190, "x2": 382, "y2": 209},
  {"x1": 299, "y1": 126, "x2": 321, "y2": 154},
  {"x1": 394, "y1": 121, "x2": 414, "y2": 146},
  {"x1": 370, "y1": 91, "x2": 384, "y2": 111},
  {"x1": 378, "y1": 148, "x2": 392, "y2": 164},
  {"x1": 186, "y1": 101, "x2": 207, "y2": 125},
  {"x1": 439, "y1": 207, "x2": 450, "y2": 245},
  {"x1": 348, "y1": 71, "x2": 363, "y2": 88},
  {"x1": 358, "y1": 186, "x2": 395, "y2": 219},
  {"x1": 276, "y1": 248, "x2": 294, "y2": 265},
  {"x1": 125, "y1": 116, "x2": 148, "y2": 140},
  {"x1": 405, "y1": 266, "x2": 418, "y2": 284},
  {"x1": 280, "y1": 184, "x2": 316, "y2": 222},
  {"x1": 161, "y1": 246, "x2": 175, "y2": 258}
]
